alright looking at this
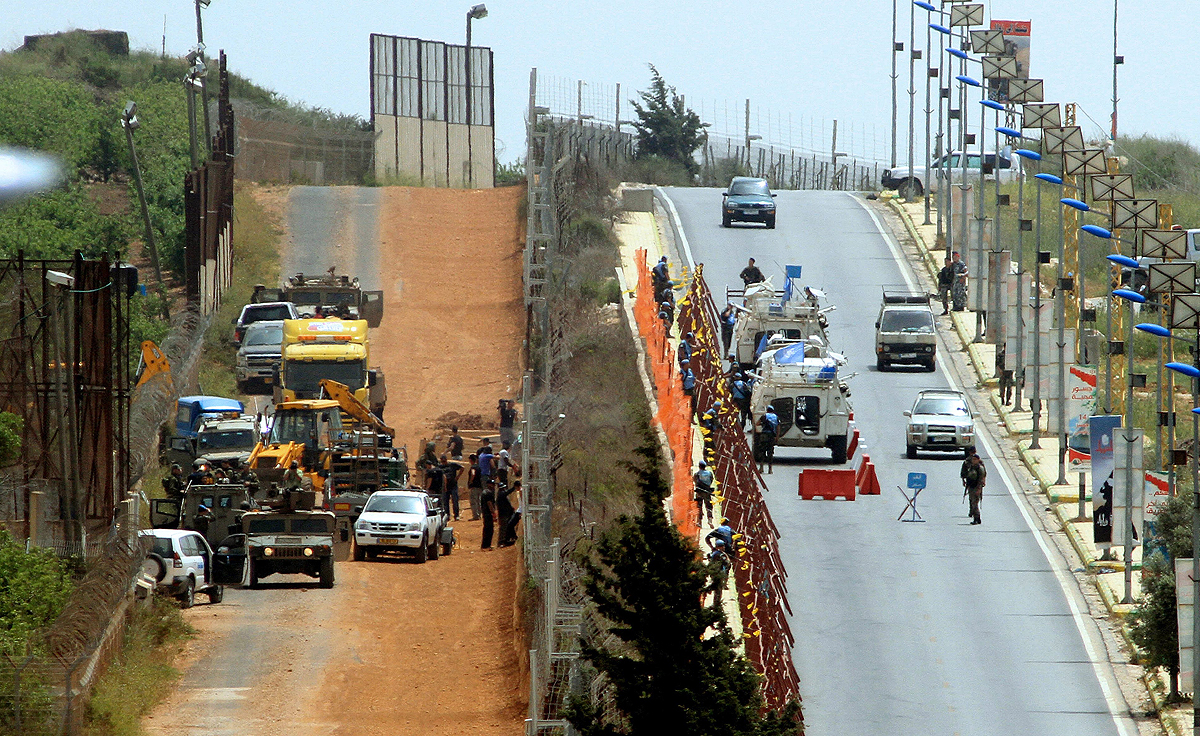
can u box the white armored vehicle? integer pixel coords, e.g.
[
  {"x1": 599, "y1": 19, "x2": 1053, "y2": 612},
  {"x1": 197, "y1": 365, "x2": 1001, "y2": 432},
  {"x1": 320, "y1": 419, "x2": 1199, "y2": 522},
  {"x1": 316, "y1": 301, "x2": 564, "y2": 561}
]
[
  {"x1": 728, "y1": 273, "x2": 833, "y2": 370},
  {"x1": 750, "y1": 341, "x2": 852, "y2": 464}
]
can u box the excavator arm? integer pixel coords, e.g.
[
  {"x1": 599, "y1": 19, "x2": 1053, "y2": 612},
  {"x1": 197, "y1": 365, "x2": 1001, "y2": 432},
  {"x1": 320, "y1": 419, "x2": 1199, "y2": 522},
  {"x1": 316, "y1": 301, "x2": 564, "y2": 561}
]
[{"x1": 319, "y1": 379, "x2": 395, "y2": 437}]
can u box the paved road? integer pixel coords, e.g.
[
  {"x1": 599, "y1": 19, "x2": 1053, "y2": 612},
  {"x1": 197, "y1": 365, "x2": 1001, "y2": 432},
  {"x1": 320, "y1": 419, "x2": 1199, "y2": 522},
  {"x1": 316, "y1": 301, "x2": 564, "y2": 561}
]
[
  {"x1": 285, "y1": 186, "x2": 381, "y2": 290},
  {"x1": 663, "y1": 188, "x2": 1136, "y2": 736}
]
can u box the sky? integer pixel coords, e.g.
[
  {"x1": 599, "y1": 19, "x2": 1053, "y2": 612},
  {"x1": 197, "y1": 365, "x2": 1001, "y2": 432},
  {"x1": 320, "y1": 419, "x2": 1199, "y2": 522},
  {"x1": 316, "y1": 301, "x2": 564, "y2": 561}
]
[{"x1": 4, "y1": 1, "x2": 1197, "y2": 168}]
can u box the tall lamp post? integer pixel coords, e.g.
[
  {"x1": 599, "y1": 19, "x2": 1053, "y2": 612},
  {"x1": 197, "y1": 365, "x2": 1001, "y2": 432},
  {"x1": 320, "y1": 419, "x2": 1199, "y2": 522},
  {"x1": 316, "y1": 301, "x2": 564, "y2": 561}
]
[
  {"x1": 1168, "y1": 360, "x2": 1200, "y2": 735},
  {"x1": 121, "y1": 101, "x2": 168, "y2": 318},
  {"x1": 465, "y1": 3, "x2": 488, "y2": 188},
  {"x1": 192, "y1": 0, "x2": 211, "y2": 152},
  {"x1": 1112, "y1": 270, "x2": 1143, "y2": 605},
  {"x1": 1037, "y1": 172, "x2": 1078, "y2": 485}
]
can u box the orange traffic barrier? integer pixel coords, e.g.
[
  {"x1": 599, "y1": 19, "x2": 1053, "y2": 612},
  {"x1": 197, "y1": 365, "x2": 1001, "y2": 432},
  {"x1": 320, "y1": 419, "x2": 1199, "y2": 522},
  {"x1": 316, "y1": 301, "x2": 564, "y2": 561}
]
[
  {"x1": 847, "y1": 427, "x2": 860, "y2": 460},
  {"x1": 858, "y1": 456, "x2": 881, "y2": 496},
  {"x1": 854, "y1": 453, "x2": 870, "y2": 487},
  {"x1": 797, "y1": 468, "x2": 857, "y2": 501}
]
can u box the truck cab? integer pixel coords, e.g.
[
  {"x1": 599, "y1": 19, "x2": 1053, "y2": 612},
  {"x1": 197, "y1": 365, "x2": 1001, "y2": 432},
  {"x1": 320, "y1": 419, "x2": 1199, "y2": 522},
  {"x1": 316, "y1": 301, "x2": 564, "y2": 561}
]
[
  {"x1": 275, "y1": 319, "x2": 386, "y2": 418},
  {"x1": 166, "y1": 414, "x2": 258, "y2": 468},
  {"x1": 875, "y1": 290, "x2": 937, "y2": 372},
  {"x1": 174, "y1": 396, "x2": 245, "y2": 440},
  {"x1": 252, "y1": 270, "x2": 383, "y2": 327}
]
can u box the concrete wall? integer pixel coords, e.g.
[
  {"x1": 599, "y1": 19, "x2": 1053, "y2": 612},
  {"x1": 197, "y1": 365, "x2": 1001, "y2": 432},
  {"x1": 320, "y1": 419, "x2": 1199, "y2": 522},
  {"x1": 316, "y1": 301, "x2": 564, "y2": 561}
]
[{"x1": 373, "y1": 114, "x2": 494, "y2": 188}]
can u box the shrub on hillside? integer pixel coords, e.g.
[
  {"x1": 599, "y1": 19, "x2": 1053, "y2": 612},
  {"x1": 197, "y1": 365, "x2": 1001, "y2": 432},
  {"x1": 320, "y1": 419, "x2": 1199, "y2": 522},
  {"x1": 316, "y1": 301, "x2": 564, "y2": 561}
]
[{"x1": 0, "y1": 76, "x2": 105, "y2": 174}]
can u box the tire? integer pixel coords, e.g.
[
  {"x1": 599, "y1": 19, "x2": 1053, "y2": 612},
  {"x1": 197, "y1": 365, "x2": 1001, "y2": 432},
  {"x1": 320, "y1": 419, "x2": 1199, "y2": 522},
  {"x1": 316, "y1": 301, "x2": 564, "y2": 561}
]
[
  {"x1": 876, "y1": 355, "x2": 887, "y2": 371},
  {"x1": 179, "y1": 576, "x2": 196, "y2": 609},
  {"x1": 248, "y1": 558, "x2": 260, "y2": 589},
  {"x1": 828, "y1": 435, "x2": 848, "y2": 464},
  {"x1": 898, "y1": 179, "x2": 924, "y2": 200},
  {"x1": 414, "y1": 541, "x2": 427, "y2": 564},
  {"x1": 143, "y1": 553, "x2": 167, "y2": 583},
  {"x1": 352, "y1": 539, "x2": 365, "y2": 562},
  {"x1": 235, "y1": 380, "x2": 247, "y2": 394},
  {"x1": 926, "y1": 358, "x2": 937, "y2": 372},
  {"x1": 906, "y1": 444, "x2": 918, "y2": 460},
  {"x1": 722, "y1": 213, "x2": 731, "y2": 228},
  {"x1": 207, "y1": 584, "x2": 224, "y2": 604},
  {"x1": 442, "y1": 539, "x2": 453, "y2": 557},
  {"x1": 318, "y1": 557, "x2": 334, "y2": 589},
  {"x1": 765, "y1": 215, "x2": 776, "y2": 230},
  {"x1": 428, "y1": 538, "x2": 439, "y2": 561}
]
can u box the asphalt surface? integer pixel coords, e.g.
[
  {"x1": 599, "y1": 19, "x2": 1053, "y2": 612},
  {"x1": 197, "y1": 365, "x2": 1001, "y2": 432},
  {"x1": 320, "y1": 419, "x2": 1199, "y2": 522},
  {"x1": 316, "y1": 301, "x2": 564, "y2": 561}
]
[
  {"x1": 285, "y1": 186, "x2": 381, "y2": 290},
  {"x1": 663, "y1": 188, "x2": 1135, "y2": 736}
]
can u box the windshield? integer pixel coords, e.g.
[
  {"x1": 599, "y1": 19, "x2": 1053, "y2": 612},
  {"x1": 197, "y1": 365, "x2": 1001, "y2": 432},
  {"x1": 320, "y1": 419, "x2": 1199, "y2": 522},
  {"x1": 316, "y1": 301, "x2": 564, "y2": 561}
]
[
  {"x1": 291, "y1": 517, "x2": 331, "y2": 534},
  {"x1": 881, "y1": 310, "x2": 935, "y2": 333},
  {"x1": 943, "y1": 154, "x2": 983, "y2": 169},
  {"x1": 247, "y1": 518, "x2": 286, "y2": 534},
  {"x1": 245, "y1": 325, "x2": 283, "y2": 347},
  {"x1": 729, "y1": 180, "x2": 770, "y2": 196},
  {"x1": 914, "y1": 398, "x2": 969, "y2": 416},
  {"x1": 284, "y1": 360, "x2": 365, "y2": 395},
  {"x1": 245, "y1": 305, "x2": 292, "y2": 323},
  {"x1": 268, "y1": 408, "x2": 340, "y2": 445},
  {"x1": 363, "y1": 495, "x2": 425, "y2": 515},
  {"x1": 198, "y1": 429, "x2": 256, "y2": 450}
]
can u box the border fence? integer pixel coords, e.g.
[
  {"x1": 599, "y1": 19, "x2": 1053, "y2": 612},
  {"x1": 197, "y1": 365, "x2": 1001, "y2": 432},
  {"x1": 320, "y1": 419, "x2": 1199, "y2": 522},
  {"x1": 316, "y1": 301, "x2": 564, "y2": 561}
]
[
  {"x1": 534, "y1": 72, "x2": 883, "y2": 190},
  {"x1": 521, "y1": 68, "x2": 801, "y2": 734}
]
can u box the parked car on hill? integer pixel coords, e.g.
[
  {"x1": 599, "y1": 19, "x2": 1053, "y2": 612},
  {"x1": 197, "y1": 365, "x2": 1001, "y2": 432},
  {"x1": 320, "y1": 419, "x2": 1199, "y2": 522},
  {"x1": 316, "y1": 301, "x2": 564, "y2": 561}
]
[{"x1": 140, "y1": 528, "x2": 224, "y2": 608}]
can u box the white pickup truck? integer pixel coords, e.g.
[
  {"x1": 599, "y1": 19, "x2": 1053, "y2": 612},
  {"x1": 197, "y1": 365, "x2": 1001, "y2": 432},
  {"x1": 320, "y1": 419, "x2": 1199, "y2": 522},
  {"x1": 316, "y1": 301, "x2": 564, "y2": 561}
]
[{"x1": 881, "y1": 149, "x2": 1023, "y2": 198}]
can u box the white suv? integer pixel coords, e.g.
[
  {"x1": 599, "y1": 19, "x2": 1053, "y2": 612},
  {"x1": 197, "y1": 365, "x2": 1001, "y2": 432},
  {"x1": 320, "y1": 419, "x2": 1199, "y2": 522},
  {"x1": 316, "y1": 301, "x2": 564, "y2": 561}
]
[
  {"x1": 353, "y1": 490, "x2": 449, "y2": 563},
  {"x1": 140, "y1": 529, "x2": 224, "y2": 608},
  {"x1": 904, "y1": 389, "x2": 975, "y2": 459}
]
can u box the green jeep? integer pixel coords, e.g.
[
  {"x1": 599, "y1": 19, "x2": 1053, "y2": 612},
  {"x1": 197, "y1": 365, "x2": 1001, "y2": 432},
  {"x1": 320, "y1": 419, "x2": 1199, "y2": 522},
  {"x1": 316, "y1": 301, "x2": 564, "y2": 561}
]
[{"x1": 243, "y1": 507, "x2": 336, "y2": 589}]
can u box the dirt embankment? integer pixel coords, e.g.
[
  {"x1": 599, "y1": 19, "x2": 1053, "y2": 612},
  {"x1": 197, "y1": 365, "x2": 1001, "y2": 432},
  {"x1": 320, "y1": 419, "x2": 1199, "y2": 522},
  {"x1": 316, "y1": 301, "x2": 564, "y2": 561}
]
[{"x1": 142, "y1": 184, "x2": 527, "y2": 736}]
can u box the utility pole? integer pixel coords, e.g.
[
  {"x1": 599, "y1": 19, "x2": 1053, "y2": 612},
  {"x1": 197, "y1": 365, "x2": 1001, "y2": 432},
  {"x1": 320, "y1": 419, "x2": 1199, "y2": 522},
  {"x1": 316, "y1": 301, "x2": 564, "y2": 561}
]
[
  {"x1": 193, "y1": 0, "x2": 211, "y2": 152},
  {"x1": 891, "y1": 0, "x2": 899, "y2": 168},
  {"x1": 745, "y1": 99, "x2": 751, "y2": 170},
  {"x1": 122, "y1": 102, "x2": 169, "y2": 319}
]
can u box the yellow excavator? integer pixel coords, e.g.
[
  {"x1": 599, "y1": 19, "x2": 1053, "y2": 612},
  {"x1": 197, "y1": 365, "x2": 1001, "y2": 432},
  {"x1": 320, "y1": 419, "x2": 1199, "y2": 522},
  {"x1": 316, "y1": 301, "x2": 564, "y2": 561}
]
[{"x1": 247, "y1": 379, "x2": 399, "y2": 504}]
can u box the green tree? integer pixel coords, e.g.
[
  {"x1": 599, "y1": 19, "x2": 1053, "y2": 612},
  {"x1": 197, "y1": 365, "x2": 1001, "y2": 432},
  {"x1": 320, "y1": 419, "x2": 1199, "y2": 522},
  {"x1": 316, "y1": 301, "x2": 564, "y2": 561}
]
[
  {"x1": 565, "y1": 432, "x2": 801, "y2": 736},
  {"x1": 1129, "y1": 554, "x2": 1182, "y2": 701},
  {"x1": 0, "y1": 412, "x2": 23, "y2": 467},
  {"x1": 630, "y1": 65, "x2": 704, "y2": 177}
]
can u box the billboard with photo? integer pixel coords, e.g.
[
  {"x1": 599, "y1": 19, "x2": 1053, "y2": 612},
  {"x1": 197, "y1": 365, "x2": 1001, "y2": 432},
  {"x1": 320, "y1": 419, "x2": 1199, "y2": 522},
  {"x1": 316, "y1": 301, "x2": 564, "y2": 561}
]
[{"x1": 986, "y1": 20, "x2": 1031, "y2": 102}]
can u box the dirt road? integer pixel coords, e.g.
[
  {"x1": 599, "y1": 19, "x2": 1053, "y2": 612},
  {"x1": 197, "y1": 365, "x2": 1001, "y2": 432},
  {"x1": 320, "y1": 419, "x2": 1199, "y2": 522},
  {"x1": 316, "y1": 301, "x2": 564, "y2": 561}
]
[{"x1": 144, "y1": 184, "x2": 527, "y2": 735}]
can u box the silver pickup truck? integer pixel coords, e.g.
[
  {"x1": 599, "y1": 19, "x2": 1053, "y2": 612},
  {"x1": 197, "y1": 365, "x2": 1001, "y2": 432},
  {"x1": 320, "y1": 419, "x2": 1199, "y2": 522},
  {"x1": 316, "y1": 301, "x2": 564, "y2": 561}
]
[{"x1": 882, "y1": 149, "x2": 1022, "y2": 198}]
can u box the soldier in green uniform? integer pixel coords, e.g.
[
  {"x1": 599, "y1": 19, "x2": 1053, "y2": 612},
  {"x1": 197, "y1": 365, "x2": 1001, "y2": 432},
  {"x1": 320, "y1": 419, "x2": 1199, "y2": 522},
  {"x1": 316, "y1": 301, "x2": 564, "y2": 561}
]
[{"x1": 162, "y1": 463, "x2": 186, "y2": 498}]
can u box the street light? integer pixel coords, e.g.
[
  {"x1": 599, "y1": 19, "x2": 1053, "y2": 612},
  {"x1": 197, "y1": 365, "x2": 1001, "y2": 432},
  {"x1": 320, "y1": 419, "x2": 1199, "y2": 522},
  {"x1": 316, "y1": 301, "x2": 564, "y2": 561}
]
[
  {"x1": 465, "y1": 4, "x2": 489, "y2": 188},
  {"x1": 1083, "y1": 223, "x2": 1139, "y2": 416},
  {"x1": 1137, "y1": 321, "x2": 1173, "y2": 502},
  {"x1": 1112, "y1": 280, "x2": 1144, "y2": 604},
  {"x1": 1036, "y1": 172, "x2": 1079, "y2": 486},
  {"x1": 1170, "y1": 363, "x2": 1200, "y2": 723},
  {"x1": 120, "y1": 102, "x2": 167, "y2": 318}
]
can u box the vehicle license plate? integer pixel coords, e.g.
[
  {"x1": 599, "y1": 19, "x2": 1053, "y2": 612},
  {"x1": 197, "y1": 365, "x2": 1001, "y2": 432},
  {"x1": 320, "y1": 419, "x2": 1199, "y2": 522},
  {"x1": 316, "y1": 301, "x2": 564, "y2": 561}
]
[
  {"x1": 277, "y1": 537, "x2": 301, "y2": 545},
  {"x1": 378, "y1": 537, "x2": 399, "y2": 545},
  {"x1": 742, "y1": 209, "x2": 757, "y2": 215},
  {"x1": 931, "y1": 436, "x2": 953, "y2": 443},
  {"x1": 899, "y1": 352, "x2": 917, "y2": 359}
]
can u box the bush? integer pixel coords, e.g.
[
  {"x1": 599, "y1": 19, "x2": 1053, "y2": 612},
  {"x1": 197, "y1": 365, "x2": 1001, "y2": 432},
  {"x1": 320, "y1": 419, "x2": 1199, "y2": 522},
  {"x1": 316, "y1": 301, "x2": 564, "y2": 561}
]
[
  {"x1": 0, "y1": 529, "x2": 73, "y2": 657},
  {"x1": 619, "y1": 155, "x2": 692, "y2": 187},
  {"x1": 0, "y1": 184, "x2": 130, "y2": 260},
  {"x1": 495, "y1": 159, "x2": 526, "y2": 187},
  {"x1": 0, "y1": 412, "x2": 23, "y2": 467},
  {"x1": 0, "y1": 76, "x2": 106, "y2": 174},
  {"x1": 1119, "y1": 135, "x2": 1200, "y2": 194}
]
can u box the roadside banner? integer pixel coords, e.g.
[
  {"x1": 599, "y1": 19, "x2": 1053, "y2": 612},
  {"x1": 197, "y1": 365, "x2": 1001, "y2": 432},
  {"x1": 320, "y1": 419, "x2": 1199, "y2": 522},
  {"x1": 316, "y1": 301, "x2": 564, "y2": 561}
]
[
  {"x1": 1064, "y1": 366, "x2": 1098, "y2": 472},
  {"x1": 1089, "y1": 414, "x2": 1121, "y2": 547},
  {"x1": 1111, "y1": 428, "x2": 1144, "y2": 549},
  {"x1": 1143, "y1": 471, "x2": 1171, "y2": 563}
]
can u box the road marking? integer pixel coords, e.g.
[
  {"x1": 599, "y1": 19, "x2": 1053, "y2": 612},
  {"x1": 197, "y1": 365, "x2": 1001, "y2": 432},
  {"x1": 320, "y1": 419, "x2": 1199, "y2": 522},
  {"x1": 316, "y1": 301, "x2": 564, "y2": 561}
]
[
  {"x1": 654, "y1": 187, "x2": 696, "y2": 268},
  {"x1": 853, "y1": 194, "x2": 1137, "y2": 736}
]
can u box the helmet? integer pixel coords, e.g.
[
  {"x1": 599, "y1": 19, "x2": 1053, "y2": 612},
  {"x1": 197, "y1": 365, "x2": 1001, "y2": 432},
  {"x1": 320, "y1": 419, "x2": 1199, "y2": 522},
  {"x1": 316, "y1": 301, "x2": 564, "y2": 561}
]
[
  {"x1": 713, "y1": 539, "x2": 725, "y2": 547},
  {"x1": 289, "y1": 460, "x2": 300, "y2": 469},
  {"x1": 766, "y1": 404, "x2": 775, "y2": 412},
  {"x1": 698, "y1": 460, "x2": 707, "y2": 468},
  {"x1": 193, "y1": 458, "x2": 206, "y2": 469}
]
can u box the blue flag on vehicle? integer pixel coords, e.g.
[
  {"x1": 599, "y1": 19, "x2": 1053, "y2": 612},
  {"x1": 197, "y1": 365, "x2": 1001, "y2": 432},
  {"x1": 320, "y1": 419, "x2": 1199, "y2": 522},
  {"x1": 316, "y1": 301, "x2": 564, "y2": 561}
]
[{"x1": 783, "y1": 265, "x2": 802, "y2": 303}]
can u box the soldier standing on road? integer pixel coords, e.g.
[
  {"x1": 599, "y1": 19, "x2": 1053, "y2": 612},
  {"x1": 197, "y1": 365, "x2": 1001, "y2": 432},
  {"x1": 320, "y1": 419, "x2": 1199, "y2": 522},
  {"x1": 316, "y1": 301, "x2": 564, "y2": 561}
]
[
  {"x1": 447, "y1": 425, "x2": 464, "y2": 460},
  {"x1": 706, "y1": 540, "x2": 730, "y2": 592},
  {"x1": 756, "y1": 405, "x2": 779, "y2": 474},
  {"x1": 720, "y1": 304, "x2": 737, "y2": 356},
  {"x1": 693, "y1": 461, "x2": 715, "y2": 526},
  {"x1": 739, "y1": 258, "x2": 765, "y2": 287},
  {"x1": 677, "y1": 332, "x2": 694, "y2": 369},
  {"x1": 466, "y1": 453, "x2": 483, "y2": 521},
  {"x1": 964, "y1": 453, "x2": 987, "y2": 525},
  {"x1": 997, "y1": 351, "x2": 1014, "y2": 406},
  {"x1": 652, "y1": 256, "x2": 670, "y2": 291},
  {"x1": 730, "y1": 372, "x2": 751, "y2": 429},
  {"x1": 498, "y1": 481, "x2": 522, "y2": 547},
  {"x1": 480, "y1": 479, "x2": 497, "y2": 550},
  {"x1": 937, "y1": 257, "x2": 955, "y2": 315}
]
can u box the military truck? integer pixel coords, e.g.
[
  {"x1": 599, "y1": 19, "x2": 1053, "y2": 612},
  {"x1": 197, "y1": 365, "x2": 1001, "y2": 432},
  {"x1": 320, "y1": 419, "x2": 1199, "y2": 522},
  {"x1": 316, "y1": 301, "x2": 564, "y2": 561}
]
[
  {"x1": 149, "y1": 482, "x2": 254, "y2": 548},
  {"x1": 165, "y1": 414, "x2": 258, "y2": 469},
  {"x1": 252, "y1": 268, "x2": 383, "y2": 327},
  {"x1": 875, "y1": 289, "x2": 937, "y2": 372},
  {"x1": 242, "y1": 490, "x2": 336, "y2": 589},
  {"x1": 727, "y1": 276, "x2": 833, "y2": 369},
  {"x1": 750, "y1": 341, "x2": 853, "y2": 464}
]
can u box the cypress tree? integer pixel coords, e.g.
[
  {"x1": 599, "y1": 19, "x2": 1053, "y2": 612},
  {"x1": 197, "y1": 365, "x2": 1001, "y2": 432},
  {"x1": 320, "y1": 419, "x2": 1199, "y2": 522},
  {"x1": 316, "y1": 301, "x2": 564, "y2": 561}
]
[{"x1": 566, "y1": 432, "x2": 801, "y2": 736}]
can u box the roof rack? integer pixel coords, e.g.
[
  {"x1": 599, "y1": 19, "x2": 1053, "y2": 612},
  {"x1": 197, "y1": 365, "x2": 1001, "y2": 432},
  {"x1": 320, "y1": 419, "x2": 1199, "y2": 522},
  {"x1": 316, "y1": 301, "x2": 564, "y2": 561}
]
[{"x1": 881, "y1": 288, "x2": 930, "y2": 305}]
